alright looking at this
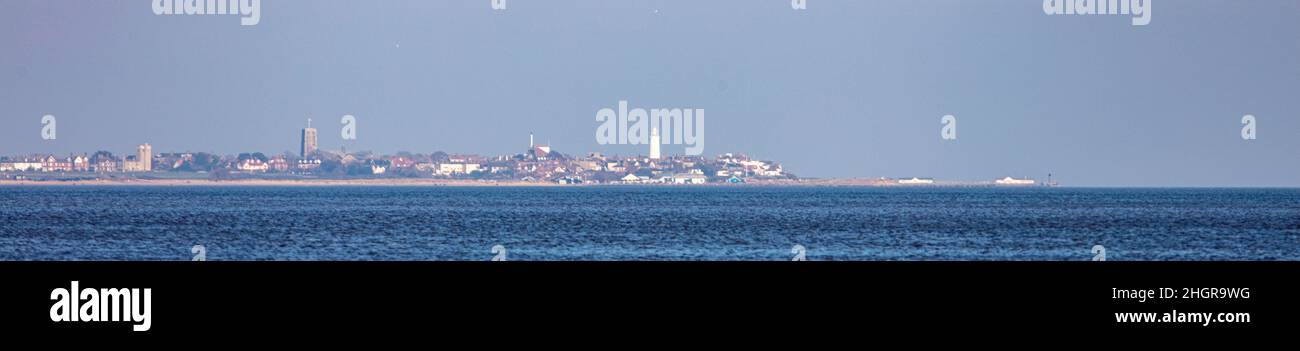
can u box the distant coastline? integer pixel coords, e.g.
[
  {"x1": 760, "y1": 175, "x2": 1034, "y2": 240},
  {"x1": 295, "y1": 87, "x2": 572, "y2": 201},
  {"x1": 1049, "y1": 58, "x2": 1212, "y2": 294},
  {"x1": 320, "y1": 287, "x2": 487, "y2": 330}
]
[
  {"x1": 0, "y1": 178, "x2": 815, "y2": 187},
  {"x1": 0, "y1": 177, "x2": 1035, "y2": 187}
]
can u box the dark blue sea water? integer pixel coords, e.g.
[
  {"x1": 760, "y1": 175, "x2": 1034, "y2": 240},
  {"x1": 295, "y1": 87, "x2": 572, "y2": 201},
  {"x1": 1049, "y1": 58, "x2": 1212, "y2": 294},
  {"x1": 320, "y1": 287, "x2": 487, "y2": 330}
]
[{"x1": 1, "y1": 186, "x2": 1298, "y2": 261}]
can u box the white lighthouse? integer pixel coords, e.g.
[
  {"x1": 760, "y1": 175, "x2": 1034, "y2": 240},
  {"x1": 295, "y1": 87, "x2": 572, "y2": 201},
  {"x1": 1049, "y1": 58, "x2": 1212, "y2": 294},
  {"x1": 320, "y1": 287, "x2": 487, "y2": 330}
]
[{"x1": 649, "y1": 127, "x2": 661, "y2": 159}]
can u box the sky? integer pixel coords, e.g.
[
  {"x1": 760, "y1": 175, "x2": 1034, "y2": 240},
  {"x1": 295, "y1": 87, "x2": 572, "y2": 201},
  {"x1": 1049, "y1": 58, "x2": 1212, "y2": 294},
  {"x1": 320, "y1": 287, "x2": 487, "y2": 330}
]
[{"x1": 1, "y1": 0, "x2": 1296, "y2": 186}]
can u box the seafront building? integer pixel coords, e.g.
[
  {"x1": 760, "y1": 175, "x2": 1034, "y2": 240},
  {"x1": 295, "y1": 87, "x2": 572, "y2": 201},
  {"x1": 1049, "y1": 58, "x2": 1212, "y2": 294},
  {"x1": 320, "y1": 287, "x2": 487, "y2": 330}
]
[
  {"x1": 994, "y1": 177, "x2": 1036, "y2": 186},
  {"x1": 123, "y1": 143, "x2": 152, "y2": 172},
  {"x1": 898, "y1": 177, "x2": 935, "y2": 185},
  {"x1": 649, "y1": 127, "x2": 661, "y2": 160},
  {"x1": 301, "y1": 119, "x2": 318, "y2": 157},
  {"x1": 236, "y1": 159, "x2": 269, "y2": 172}
]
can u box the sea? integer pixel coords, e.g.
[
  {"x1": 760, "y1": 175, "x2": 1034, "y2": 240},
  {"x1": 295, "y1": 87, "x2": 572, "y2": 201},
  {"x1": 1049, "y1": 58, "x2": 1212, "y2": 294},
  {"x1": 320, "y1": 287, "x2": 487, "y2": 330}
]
[{"x1": 1, "y1": 186, "x2": 1297, "y2": 261}]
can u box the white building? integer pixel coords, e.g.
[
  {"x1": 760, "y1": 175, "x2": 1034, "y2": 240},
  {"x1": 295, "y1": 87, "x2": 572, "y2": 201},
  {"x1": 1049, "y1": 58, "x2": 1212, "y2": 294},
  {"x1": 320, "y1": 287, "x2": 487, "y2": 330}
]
[
  {"x1": 437, "y1": 163, "x2": 481, "y2": 175},
  {"x1": 995, "y1": 177, "x2": 1035, "y2": 186},
  {"x1": 236, "y1": 159, "x2": 269, "y2": 172},
  {"x1": 1, "y1": 161, "x2": 42, "y2": 172},
  {"x1": 649, "y1": 127, "x2": 661, "y2": 159},
  {"x1": 762, "y1": 165, "x2": 784, "y2": 177},
  {"x1": 898, "y1": 177, "x2": 935, "y2": 185},
  {"x1": 670, "y1": 173, "x2": 708, "y2": 184}
]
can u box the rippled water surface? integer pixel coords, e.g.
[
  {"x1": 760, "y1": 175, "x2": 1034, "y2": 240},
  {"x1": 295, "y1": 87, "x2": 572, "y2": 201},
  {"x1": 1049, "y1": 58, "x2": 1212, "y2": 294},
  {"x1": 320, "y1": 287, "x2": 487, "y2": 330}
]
[{"x1": 1, "y1": 186, "x2": 1298, "y2": 261}]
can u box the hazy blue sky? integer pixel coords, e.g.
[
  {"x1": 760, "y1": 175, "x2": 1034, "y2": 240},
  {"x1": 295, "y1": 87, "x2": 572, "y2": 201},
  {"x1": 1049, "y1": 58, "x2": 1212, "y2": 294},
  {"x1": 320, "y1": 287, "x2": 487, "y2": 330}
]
[{"x1": 1, "y1": 1, "x2": 1296, "y2": 186}]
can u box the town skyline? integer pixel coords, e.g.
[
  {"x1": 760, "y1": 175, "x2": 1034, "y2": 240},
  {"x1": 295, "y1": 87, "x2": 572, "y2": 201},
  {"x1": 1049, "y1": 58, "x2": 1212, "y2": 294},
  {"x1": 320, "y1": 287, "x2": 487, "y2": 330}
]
[{"x1": 0, "y1": 120, "x2": 794, "y2": 186}]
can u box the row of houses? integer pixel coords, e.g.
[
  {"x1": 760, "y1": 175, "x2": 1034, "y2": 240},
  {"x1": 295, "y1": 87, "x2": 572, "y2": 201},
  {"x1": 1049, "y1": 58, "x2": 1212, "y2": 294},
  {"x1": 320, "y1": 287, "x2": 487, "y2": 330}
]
[
  {"x1": 233, "y1": 158, "x2": 323, "y2": 173},
  {"x1": 3, "y1": 139, "x2": 792, "y2": 184},
  {"x1": 0, "y1": 155, "x2": 132, "y2": 173}
]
